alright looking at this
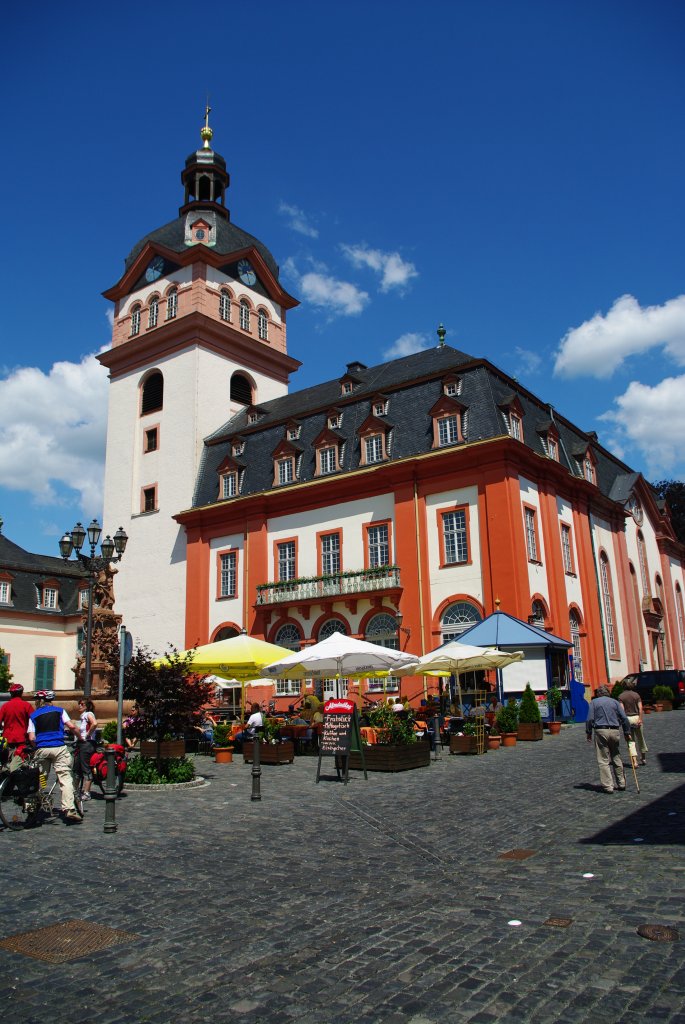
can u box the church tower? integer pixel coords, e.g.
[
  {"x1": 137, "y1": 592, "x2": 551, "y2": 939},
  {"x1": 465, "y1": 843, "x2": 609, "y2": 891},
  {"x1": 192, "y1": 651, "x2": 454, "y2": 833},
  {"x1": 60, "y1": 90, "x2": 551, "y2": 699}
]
[{"x1": 99, "y1": 111, "x2": 300, "y2": 652}]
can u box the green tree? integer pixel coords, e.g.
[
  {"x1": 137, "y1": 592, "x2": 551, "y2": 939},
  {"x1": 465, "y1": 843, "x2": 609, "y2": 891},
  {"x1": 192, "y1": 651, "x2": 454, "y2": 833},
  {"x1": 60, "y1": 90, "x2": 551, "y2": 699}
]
[
  {"x1": 123, "y1": 645, "x2": 213, "y2": 764},
  {"x1": 652, "y1": 480, "x2": 685, "y2": 545},
  {"x1": 518, "y1": 684, "x2": 542, "y2": 724},
  {"x1": 0, "y1": 647, "x2": 12, "y2": 688}
]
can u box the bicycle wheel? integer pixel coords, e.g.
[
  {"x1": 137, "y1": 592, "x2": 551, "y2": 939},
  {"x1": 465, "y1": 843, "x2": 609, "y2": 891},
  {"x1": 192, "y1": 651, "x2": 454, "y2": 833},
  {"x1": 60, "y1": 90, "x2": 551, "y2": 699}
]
[
  {"x1": 73, "y1": 786, "x2": 84, "y2": 818},
  {"x1": 0, "y1": 777, "x2": 39, "y2": 830}
]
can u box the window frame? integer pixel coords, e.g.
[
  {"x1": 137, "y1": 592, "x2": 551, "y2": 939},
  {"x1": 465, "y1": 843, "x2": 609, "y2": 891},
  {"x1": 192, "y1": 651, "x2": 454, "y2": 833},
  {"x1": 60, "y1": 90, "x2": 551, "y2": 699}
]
[
  {"x1": 144, "y1": 425, "x2": 159, "y2": 453},
  {"x1": 257, "y1": 309, "x2": 268, "y2": 341},
  {"x1": 148, "y1": 294, "x2": 159, "y2": 329},
  {"x1": 34, "y1": 656, "x2": 55, "y2": 689},
  {"x1": 438, "y1": 504, "x2": 471, "y2": 567},
  {"x1": 317, "y1": 530, "x2": 342, "y2": 577},
  {"x1": 166, "y1": 287, "x2": 178, "y2": 321},
  {"x1": 363, "y1": 434, "x2": 384, "y2": 465},
  {"x1": 220, "y1": 471, "x2": 238, "y2": 499},
  {"x1": 130, "y1": 304, "x2": 141, "y2": 337},
  {"x1": 216, "y1": 548, "x2": 239, "y2": 600},
  {"x1": 437, "y1": 414, "x2": 459, "y2": 447},
  {"x1": 276, "y1": 457, "x2": 295, "y2": 486},
  {"x1": 363, "y1": 520, "x2": 392, "y2": 569},
  {"x1": 219, "y1": 289, "x2": 231, "y2": 322},
  {"x1": 318, "y1": 445, "x2": 337, "y2": 476},
  {"x1": 523, "y1": 504, "x2": 541, "y2": 563},
  {"x1": 141, "y1": 484, "x2": 158, "y2": 514},
  {"x1": 41, "y1": 585, "x2": 58, "y2": 610},
  {"x1": 275, "y1": 538, "x2": 298, "y2": 582},
  {"x1": 560, "y1": 523, "x2": 575, "y2": 574},
  {"x1": 0, "y1": 579, "x2": 10, "y2": 604},
  {"x1": 509, "y1": 411, "x2": 522, "y2": 441},
  {"x1": 239, "y1": 300, "x2": 251, "y2": 332}
]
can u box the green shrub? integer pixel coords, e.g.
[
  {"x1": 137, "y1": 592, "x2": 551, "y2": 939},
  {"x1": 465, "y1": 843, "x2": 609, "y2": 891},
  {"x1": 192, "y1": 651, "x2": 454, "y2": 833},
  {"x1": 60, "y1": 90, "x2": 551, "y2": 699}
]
[
  {"x1": 496, "y1": 699, "x2": 519, "y2": 734},
  {"x1": 653, "y1": 685, "x2": 675, "y2": 701},
  {"x1": 126, "y1": 755, "x2": 196, "y2": 785},
  {"x1": 610, "y1": 681, "x2": 625, "y2": 700},
  {"x1": 518, "y1": 684, "x2": 541, "y2": 724},
  {"x1": 367, "y1": 701, "x2": 416, "y2": 745},
  {"x1": 547, "y1": 686, "x2": 563, "y2": 721},
  {"x1": 101, "y1": 721, "x2": 118, "y2": 743},
  {"x1": 212, "y1": 722, "x2": 233, "y2": 747},
  {"x1": 461, "y1": 720, "x2": 478, "y2": 735}
]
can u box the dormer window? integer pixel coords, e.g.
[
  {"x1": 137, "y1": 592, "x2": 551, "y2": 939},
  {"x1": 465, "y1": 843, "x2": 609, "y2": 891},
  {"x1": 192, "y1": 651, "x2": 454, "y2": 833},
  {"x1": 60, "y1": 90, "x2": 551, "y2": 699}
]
[
  {"x1": 547, "y1": 435, "x2": 558, "y2": 461},
  {"x1": 221, "y1": 471, "x2": 239, "y2": 499},
  {"x1": 430, "y1": 395, "x2": 466, "y2": 449},
  {"x1": 509, "y1": 411, "x2": 522, "y2": 441},
  {"x1": 364, "y1": 435, "x2": 383, "y2": 464},
  {"x1": 342, "y1": 382, "x2": 353, "y2": 396},
  {"x1": 583, "y1": 457, "x2": 594, "y2": 483},
  {"x1": 0, "y1": 579, "x2": 11, "y2": 604},
  {"x1": 438, "y1": 415, "x2": 459, "y2": 447},
  {"x1": 166, "y1": 287, "x2": 178, "y2": 320},
  {"x1": 78, "y1": 588, "x2": 89, "y2": 610},
  {"x1": 240, "y1": 300, "x2": 250, "y2": 332},
  {"x1": 319, "y1": 446, "x2": 337, "y2": 475},
  {"x1": 373, "y1": 400, "x2": 387, "y2": 417},
  {"x1": 328, "y1": 413, "x2": 341, "y2": 429},
  {"x1": 248, "y1": 411, "x2": 259, "y2": 424},
  {"x1": 40, "y1": 583, "x2": 59, "y2": 610},
  {"x1": 130, "y1": 304, "x2": 141, "y2": 337},
  {"x1": 277, "y1": 457, "x2": 294, "y2": 485},
  {"x1": 258, "y1": 309, "x2": 268, "y2": 341},
  {"x1": 443, "y1": 376, "x2": 462, "y2": 397},
  {"x1": 232, "y1": 441, "x2": 244, "y2": 457},
  {"x1": 219, "y1": 289, "x2": 231, "y2": 322}
]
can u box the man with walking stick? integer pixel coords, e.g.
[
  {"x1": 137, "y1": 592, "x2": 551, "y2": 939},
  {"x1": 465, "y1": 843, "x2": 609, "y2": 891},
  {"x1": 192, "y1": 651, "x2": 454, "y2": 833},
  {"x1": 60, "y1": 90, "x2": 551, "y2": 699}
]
[{"x1": 586, "y1": 684, "x2": 632, "y2": 794}]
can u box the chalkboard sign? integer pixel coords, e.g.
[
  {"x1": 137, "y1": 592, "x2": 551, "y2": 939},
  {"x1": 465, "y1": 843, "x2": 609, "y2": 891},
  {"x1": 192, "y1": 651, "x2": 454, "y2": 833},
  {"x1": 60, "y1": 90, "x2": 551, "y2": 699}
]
[{"x1": 316, "y1": 699, "x2": 366, "y2": 783}]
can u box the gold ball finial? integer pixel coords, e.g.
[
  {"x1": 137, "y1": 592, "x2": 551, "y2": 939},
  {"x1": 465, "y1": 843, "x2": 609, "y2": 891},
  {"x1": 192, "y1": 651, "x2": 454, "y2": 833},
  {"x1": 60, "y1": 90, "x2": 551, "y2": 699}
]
[{"x1": 201, "y1": 102, "x2": 213, "y2": 149}]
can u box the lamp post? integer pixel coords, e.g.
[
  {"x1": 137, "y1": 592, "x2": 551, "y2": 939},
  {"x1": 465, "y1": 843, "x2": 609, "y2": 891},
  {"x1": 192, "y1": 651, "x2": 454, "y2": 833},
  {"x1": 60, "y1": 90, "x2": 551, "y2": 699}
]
[{"x1": 59, "y1": 519, "x2": 128, "y2": 698}]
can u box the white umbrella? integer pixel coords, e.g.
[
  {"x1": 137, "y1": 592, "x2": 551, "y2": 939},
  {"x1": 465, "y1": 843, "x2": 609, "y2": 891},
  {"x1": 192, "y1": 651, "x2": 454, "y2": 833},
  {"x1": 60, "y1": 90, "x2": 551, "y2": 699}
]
[
  {"x1": 263, "y1": 631, "x2": 419, "y2": 698},
  {"x1": 397, "y1": 640, "x2": 524, "y2": 715}
]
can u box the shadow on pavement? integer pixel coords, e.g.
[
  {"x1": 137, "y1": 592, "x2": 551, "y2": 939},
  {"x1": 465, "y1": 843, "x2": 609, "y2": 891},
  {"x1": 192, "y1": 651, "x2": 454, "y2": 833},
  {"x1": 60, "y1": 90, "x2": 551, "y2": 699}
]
[{"x1": 579, "y1": 781, "x2": 685, "y2": 845}]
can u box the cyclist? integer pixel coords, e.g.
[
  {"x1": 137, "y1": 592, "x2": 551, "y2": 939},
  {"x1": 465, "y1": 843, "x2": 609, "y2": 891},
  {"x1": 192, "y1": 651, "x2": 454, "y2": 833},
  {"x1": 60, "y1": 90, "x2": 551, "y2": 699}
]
[
  {"x1": 0, "y1": 683, "x2": 32, "y2": 772},
  {"x1": 27, "y1": 691, "x2": 82, "y2": 823}
]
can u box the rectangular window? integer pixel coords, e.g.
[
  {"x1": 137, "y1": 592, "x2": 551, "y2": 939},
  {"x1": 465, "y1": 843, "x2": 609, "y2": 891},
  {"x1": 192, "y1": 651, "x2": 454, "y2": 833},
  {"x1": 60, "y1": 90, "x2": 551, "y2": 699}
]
[
  {"x1": 561, "y1": 524, "x2": 573, "y2": 573},
  {"x1": 166, "y1": 290, "x2": 178, "y2": 320},
  {"x1": 278, "y1": 459, "x2": 294, "y2": 485},
  {"x1": 510, "y1": 413, "x2": 522, "y2": 440},
  {"x1": 548, "y1": 436, "x2": 558, "y2": 461},
  {"x1": 0, "y1": 581, "x2": 9, "y2": 603},
  {"x1": 43, "y1": 587, "x2": 58, "y2": 609},
  {"x1": 367, "y1": 524, "x2": 389, "y2": 568},
  {"x1": 76, "y1": 627, "x2": 84, "y2": 655},
  {"x1": 321, "y1": 533, "x2": 341, "y2": 575},
  {"x1": 34, "y1": 657, "x2": 55, "y2": 689},
  {"x1": 278, "y1": 541, "x2": 296, "y2": 582},
  {"x1": 438, "y1": 415, "x2": 459, "y2": 446},
  {"x1": 442, "y1": 509, "x2": 468, "y2": 564},
  {"x1": 275, "y1": 679, "x2": 301, "y2": 696},
  {"x1": 142, "y1": 486, "x2": 157, "y2": 512},
  {"x1": 78, "y1": 589, "x2": 89, "y2": 610},
  {"x1": 365, "y1": 435, "x2": 383, "y2": 464},
  {"x1": 221, "y1": 473, "x2": 237, "y2": 499},
  {"x1": 524, "y1": 507, "x2": 538, "y2": 561},
  {"x1": 320, "y1": 447, "x2": 336, "y2": 475},
  {"x1": 219, "y1": 552, "x2": 237, "y2": 598},
  {"x1": 144, "y1": 427, "x2": 158, "y2": 453}
]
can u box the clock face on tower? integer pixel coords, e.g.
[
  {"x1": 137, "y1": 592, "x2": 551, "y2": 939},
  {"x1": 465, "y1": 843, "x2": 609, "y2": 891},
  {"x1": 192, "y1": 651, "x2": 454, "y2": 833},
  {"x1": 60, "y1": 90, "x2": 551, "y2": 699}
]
[
  {"x1": 145, "y1": 256, "x2": 165, "y2": 283},
  {"x1": 237, "y1": 259, "x2": 256, "y2": 286}
]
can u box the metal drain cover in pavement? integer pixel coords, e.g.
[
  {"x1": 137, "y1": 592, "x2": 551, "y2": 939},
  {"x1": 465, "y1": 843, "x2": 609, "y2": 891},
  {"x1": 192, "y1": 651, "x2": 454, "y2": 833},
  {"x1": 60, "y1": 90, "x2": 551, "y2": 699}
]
[
  {"x1": 498, "y1": 848, "x2": 537, "y2": 860},
  {"x1": 0, "y1": 919, "x2": 139, "y2": 963},
  {"x1": 637, "y1": 924, "x2": 680, "y2": 942},
  {"x1": 544, "y1": 917, "x2": 574, "y2": 928}
]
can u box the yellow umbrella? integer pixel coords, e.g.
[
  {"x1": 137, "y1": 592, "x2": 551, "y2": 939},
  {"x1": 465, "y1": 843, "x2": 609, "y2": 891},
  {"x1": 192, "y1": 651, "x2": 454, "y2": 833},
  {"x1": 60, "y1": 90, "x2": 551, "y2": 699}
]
[{"x1": 158, "y1": 629, "x2": 294, "y2": 718}]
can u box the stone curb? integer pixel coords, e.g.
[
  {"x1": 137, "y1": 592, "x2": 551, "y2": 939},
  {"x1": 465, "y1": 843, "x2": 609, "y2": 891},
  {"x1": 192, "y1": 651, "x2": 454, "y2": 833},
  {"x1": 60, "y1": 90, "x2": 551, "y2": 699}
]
[{"x1": 123, "y1": 776, "x2": 208, "y2": 791}]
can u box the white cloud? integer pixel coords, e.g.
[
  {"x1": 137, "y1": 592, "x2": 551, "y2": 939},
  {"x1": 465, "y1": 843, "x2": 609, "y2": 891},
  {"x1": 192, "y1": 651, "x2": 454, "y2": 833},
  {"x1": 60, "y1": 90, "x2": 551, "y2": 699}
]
[
  {"x1": 341, "y1": 244, "x2": 418, "y2": 293},
  {"x1": 513, "y1": 347, "x2": 542, "y2": 377},
  {"x1": 383, "y1": 332, "x2": 432, "y2": 358},
  {"x1": 599, "y1": 375, "x2": 685, "y2": 476},
  {"x1": 0, "y1": 354, "x2": 109, "y2": 513},
  {"x1": 285, "y1": 258, "x2": 369, "y2": 317},
  {"x1": 278, "y1": 201, "x2": 319, "y2": 239},
  {"x1": 554, "y1": 293, "x2": 685, "y2": 379}
]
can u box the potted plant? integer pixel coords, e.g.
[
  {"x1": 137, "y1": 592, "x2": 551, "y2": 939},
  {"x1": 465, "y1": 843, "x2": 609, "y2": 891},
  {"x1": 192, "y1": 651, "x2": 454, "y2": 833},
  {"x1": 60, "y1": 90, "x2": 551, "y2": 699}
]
[
  {"x1": 486, "y1": 721, "x2": 501, "y2": 750},
  {"x1": 546, "y1": 686, "x2": 563, "y2": 734},
  {"x1": 653, "y1": 685, "x2": 674, "y2": 711},
  {"x1": 243, "y1": 718, "x2": 295, "y2": 765},
  {"x1": 212, "y1": 722, "x2": 234, "y2": 763},
  {"x1": 349, "y1": 702, "x2": 430, "y2": 772},
  {"x1": 449, "y1": 719, "x2": 485, "y2": 755},
  {"x1": 496, "y1": 700, "x2": 519, "y2": 746}
]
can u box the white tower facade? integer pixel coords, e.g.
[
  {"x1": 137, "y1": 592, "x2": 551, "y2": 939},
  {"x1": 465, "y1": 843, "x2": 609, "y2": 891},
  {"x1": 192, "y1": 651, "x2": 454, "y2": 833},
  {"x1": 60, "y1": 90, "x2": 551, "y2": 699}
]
[{"x1": 99, "y1": 119, "x2": 300, "y2": 653}]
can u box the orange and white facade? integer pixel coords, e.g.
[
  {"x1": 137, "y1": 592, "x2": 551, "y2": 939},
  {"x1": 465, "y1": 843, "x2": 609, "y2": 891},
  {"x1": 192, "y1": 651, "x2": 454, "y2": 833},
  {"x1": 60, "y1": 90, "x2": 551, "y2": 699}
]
[{"x1": 99, "y1": 126, "x2": 685, "y2": 701}]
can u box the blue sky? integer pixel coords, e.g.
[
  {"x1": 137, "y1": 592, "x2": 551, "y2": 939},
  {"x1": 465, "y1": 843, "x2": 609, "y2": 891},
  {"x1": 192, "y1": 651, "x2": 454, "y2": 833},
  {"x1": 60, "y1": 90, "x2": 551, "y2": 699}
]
[{"x1": 2, "y1": 0, "x2": 684, "y2": 554}]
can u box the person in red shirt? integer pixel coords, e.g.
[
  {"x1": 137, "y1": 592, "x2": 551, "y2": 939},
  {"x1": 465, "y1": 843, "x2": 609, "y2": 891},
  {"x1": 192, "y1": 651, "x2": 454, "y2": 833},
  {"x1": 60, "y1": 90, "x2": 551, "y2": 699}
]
[{"x1": 0, "y1": 683, "x2": 32, "y2": 770}]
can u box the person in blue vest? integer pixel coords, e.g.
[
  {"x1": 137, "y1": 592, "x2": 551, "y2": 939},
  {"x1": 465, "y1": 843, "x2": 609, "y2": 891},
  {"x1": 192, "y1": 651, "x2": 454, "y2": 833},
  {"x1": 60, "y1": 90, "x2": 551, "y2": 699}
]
[{"x1": 27, "y1": 690, "x2": 82, "y2": 822}]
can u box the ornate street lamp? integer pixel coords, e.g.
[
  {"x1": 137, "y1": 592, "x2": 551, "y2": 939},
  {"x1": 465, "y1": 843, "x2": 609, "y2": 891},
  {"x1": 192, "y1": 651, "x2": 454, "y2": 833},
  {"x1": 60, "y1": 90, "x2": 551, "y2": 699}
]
[{"x1": 59, "y1": 519, "x2": 128, "y2": 697}]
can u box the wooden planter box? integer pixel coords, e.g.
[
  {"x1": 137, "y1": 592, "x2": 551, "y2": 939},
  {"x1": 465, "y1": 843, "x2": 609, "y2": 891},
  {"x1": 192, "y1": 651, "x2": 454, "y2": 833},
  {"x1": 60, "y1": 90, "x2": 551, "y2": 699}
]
[
  {"x1": 517, "y1": 722, "x2": 544, "y2": 741},
  {"x1": 349, "y1": 742, "x2": 430, "y2": 772},
  {"x1": 140, "y1": 739, "x2": 186, "y2": 759},
  {"x1": 242, "y1": 740, "x2": 294, "y2": 765},
  {"x1": 450, "y1": 734, "x2": 485, "y2": 755}
]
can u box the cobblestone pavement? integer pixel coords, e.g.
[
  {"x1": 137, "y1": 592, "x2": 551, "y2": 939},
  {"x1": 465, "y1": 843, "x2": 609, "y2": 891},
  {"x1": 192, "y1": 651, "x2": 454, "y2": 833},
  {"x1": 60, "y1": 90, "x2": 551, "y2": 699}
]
[{"x1": 2, "y1": 712, "x2": 685, "y2": 1024}]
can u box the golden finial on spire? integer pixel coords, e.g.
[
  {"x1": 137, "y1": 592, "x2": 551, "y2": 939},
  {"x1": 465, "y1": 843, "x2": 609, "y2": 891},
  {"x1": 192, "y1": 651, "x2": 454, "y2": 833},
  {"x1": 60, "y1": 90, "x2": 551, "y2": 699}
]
[{"x1": 200, "y1": 100, "x2": 213, "y2": 149}]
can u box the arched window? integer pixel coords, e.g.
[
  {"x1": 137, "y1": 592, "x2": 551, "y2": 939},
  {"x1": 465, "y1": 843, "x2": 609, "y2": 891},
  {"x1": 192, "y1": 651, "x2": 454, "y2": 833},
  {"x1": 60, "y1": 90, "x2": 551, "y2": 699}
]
[
  {"x1": 258, "y1": 309, "x2": 268, "y2": 341},
  {"x1": 141, "y1": 371, "x2": 164, "y2": 415},
  {"x1": 230, "y1": 373, "x2": 252, "y2": 405},
  {"x1": 630, "y1": 564, "x2": 646, "y2": 667},
  {"x1": 166, "y1": 287, "x2": 178, "y2": 321},
  {"x1": 599, "y1": 553, "x2": 617, "y2": 656},
  {"x1": 569, "y1": 610, "x2": 583, "y2": 683},
  {"x1": 239, "y1": 300, "x2": 250, "y2": 331},
  {"x1": 148, "y1": 295, "x2": 159, "y2": 329},
  {"x1": 441, "y1": 601, "x2": 482, "y2": 641},
  {"x1": 213, "y1": 626, "x2": 239, "y2": 642},
  {"x1": 675, "y1": 584, "x2": 685, "y2": 665},
  {"x1": 219, "y1": 289, "x2": 231, "y2": 322},
  {"x1": 275, "y1": 624, "x2": 301, "y2": 651},
  {"x1": 656, "y1": 576, "x2": 671, "y2": 667},
  {"x1": 531, "y1": 600, "x2": 545, "y2": 626},
  {"x1": 366, "y1": 613, "x2": 400, "y2": 693},
  {"x1": 130, "y1": 304, "x2": 141, "y2": 337},
  {"x1": 318, "y1": 619, "x2": 347, "y2": 641}
]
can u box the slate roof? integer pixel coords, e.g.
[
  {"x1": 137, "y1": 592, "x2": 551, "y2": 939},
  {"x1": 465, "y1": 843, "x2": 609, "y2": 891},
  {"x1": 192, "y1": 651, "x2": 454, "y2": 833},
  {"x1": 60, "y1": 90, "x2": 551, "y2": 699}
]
[
  {"x1": 191, "y1": 343, "x2": 643, "y2": 513},
  {"x1": 124, "y1": 215, "x2": 280, "y2": 279},
  {"x1": 0, "y1": 535, "x2": 87, "y2": 617}
]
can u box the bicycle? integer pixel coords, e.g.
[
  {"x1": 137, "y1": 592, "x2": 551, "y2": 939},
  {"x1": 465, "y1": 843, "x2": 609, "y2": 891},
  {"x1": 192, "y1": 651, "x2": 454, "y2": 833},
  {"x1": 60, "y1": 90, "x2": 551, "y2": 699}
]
[{"x1": 0, "y1": 740, "x2": 84, "y2": 830}]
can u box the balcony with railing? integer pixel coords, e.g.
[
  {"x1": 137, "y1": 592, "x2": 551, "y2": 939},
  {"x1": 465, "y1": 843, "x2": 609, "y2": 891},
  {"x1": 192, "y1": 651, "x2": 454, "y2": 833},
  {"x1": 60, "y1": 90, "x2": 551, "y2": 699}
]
[{"x1": 256, "y1": 565, "x2": 401, "y2": 607}]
